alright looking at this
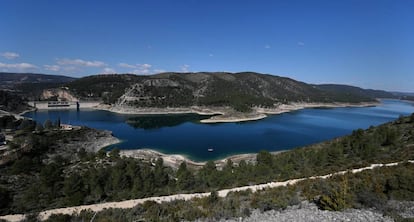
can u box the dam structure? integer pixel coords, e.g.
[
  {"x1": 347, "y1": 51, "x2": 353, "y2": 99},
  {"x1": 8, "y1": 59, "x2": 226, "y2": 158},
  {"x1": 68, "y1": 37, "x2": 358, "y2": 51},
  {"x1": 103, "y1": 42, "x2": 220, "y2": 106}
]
[{"x1": 28, "y1": 101, "x2": 101, "y2": 110}]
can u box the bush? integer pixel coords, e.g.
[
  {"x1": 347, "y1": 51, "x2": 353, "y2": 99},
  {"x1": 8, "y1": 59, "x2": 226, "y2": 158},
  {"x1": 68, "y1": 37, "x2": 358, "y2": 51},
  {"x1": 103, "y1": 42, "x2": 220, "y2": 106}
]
[{"x1": 45, "y1": 214, "x2": 72, "y2": 222}]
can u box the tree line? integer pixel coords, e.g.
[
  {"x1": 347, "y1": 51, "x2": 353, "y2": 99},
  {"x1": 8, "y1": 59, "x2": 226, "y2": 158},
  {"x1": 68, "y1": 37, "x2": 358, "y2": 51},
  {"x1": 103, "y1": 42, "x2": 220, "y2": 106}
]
[{"x1": 0, "y1": 113, "x2": 413, "y2": 217}]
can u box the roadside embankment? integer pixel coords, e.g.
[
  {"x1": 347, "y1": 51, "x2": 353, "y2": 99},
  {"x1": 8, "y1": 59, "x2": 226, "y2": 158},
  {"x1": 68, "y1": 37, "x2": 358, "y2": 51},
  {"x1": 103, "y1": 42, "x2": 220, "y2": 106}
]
[{"x1": 1, "y1": 160, "x2": 411, "y2": 222}]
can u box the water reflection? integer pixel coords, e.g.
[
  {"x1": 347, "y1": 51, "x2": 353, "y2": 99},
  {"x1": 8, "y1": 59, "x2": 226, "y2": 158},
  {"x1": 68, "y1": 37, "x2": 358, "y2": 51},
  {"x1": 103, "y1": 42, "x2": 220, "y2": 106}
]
[{"x1": 126, "y1": 114, "x2": 210, "y2": 129}]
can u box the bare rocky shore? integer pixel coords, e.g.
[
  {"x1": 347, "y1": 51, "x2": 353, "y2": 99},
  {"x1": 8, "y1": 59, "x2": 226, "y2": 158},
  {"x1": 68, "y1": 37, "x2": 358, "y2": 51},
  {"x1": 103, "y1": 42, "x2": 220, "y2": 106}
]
[
  {"x1": 120, "y1": 149, "x2": 270, "y2": 170},
  {"x1": 97, "y1": 101, "x2": 380, "y2": 124}
]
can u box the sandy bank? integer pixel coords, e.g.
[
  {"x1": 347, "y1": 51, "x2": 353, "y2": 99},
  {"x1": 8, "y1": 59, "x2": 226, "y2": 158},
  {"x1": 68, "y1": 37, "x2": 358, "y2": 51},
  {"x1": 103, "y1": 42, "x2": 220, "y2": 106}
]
[
  {"x1": 201, "y1": 101, "x2": 379, "y2": 123},
  {"x1": 95, "y1": 101, "x2": 380, "y2": 124},
  {"x1": 96, "y1": 105, "x2": 225, "y2": 116},
  {"x1": 200, "y1": 113, "x2": 267, "y2": 123},
  {"x1": 255, "y1": 101, "x2": 379, "y2": 115}
]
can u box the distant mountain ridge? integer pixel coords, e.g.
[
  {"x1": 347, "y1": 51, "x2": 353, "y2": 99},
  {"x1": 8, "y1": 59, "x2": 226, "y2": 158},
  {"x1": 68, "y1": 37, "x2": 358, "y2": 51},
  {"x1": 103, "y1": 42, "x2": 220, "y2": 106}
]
[
  {"x1": 391, "y1": 91, "x2": 414, "y2": 102},
  {"x1": 63, "y1": 72, "x2": 396, "y2": 112},
  {"x1": 0, "y1": 72, "x2": 398, "y2": 113},
  {"x1": 0, "y1": 72, "x2": 77, "y2": 101},
  {"x1": 314, "y1": 84, "x2": 396, "y2": 101},
  {"x1": 0, "y1": 72, "x2": 76, "y2": 91}
]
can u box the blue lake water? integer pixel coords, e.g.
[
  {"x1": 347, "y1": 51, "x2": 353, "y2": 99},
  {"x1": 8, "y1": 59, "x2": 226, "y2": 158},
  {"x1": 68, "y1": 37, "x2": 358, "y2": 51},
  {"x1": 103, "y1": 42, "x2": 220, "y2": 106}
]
[{"x1": 24, "y1": 99, "x2": 414, "y2": 161}]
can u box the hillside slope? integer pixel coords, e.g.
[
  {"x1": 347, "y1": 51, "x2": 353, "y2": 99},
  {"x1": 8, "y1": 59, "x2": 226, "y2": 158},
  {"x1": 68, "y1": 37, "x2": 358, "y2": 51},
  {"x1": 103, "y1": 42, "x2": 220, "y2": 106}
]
[
  {"x1": 66, "y1": 72, "x2": 391, "y2": 112},
  {"x1": 0, "y1": 72, "x2": 76, "y2": 101},
  {"x1": 0, "y1": 72, "x2": 75, "y2": 90},
  {"x1": 0, "y1": 90, "x2": 29, "y2": 113},
  {"x1": 315, "y1": 84, "x2": 396, "y2": 102},
  {"x1": 1, "y1": 113, "x2": 413, "y2": 221}
]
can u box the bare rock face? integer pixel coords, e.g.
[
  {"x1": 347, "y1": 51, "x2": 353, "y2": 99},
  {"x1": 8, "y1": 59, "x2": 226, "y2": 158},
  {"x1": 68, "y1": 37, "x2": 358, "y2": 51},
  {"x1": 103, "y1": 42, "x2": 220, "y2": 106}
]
[
  {"x1": 143, "y1": 79, "x2": 179, "y2": 87},
  {"x1": 41, "y1": 88, "x2": 78, "y2": 101},
  {"x1": 199, "y1": 201, "x2": 393, "y2": 222},
  {"x1": 387, "y1": 200, "x2": 414, "y2": 219}
]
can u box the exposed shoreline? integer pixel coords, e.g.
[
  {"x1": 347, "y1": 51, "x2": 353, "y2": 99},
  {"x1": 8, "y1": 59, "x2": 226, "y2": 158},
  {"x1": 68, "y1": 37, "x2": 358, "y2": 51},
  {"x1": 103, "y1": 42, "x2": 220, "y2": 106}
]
[
  {"x1": 120, "y1": 148, "x2": 284, "y2": 169},
  {"x1": 96, "y1": 101, "x2": 380, "y2": 123},
  {"x1": 112, "y1": 101, "x2": 380, "y2": 166},
  {"x1": 199, "y1": 113, "x2": 268, "y2": 123}
]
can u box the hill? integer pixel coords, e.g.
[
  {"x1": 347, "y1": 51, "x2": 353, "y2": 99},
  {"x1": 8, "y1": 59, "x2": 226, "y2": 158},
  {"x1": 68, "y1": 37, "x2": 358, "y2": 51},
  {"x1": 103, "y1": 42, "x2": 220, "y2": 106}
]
[
  {"x1": 314, "y1": 84, "x2": 396, "y2": 102},
  {"x1": 0, "y1": 72, "x2": 77, "y2": 102},
  {"x1": 64, "y1": 74, "x2": 139, "y2": 104},
  {"x1": 0, "y1": 72, "x2": 75, "y2": 89},
  {"x1": 391, "y1": 91, "x2": 414, "y2": 102},
  {"x1": 0, "y1": 72, "x2": 399, "y2": 117},
  {"x1": 65, "y1": 72, "x2": 393, "y2": 112},
  {"x1": 0, "y1": 90, "x2": 30, "y2": 113}
]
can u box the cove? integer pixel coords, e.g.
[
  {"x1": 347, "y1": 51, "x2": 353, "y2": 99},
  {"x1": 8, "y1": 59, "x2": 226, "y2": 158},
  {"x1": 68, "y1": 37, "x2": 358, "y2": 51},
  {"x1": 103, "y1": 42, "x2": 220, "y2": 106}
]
[{"x1": 23, "y1": 99, "x2": 414, "y2": 161}]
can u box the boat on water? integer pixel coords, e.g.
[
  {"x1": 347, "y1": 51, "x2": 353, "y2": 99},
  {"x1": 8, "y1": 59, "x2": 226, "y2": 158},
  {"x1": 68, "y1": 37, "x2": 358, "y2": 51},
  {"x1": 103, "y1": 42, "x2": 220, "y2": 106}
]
[{"x1": 208, "y1": 148, "x2": 214, "y2": 152}]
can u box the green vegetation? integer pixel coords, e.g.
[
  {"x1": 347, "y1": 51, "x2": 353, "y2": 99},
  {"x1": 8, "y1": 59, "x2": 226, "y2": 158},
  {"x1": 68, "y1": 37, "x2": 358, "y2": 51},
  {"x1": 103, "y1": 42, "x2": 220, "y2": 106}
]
[
  {"x1": 1, "y1": 113, "x2": 413, "y2": 220},
  {"x1": 0, "y1": 90, "x2": 29, "y2": 113},
  {"x1": 63, "y1": 72, "x2": 392, "y2": 112},
  {"x1": 315, "y1": 84, "x2": 396, "y2": 103},
  {"x1": 40, "y1": 163, "x2": 414, "y2": 222},
  {"x1": 0, "y1": 72, "x2": 75, "y2": 102},
  {"x1": 64, "y1": 74, "x2": 140, "y2": 104}
]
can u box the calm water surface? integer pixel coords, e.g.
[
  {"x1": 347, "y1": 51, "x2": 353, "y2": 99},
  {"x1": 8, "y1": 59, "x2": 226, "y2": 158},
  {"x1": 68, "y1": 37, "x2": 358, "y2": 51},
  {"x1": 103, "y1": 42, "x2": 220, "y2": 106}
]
[{"x1": 24, "y1": 100, "x2": 414, "y2": 161}]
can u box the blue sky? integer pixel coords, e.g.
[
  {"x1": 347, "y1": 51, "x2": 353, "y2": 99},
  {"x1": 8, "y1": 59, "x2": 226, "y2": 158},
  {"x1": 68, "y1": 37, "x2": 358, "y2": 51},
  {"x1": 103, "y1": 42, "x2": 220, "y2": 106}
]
[{"x1": 1, "y1": 0, "x2": 413, "y2": 92}]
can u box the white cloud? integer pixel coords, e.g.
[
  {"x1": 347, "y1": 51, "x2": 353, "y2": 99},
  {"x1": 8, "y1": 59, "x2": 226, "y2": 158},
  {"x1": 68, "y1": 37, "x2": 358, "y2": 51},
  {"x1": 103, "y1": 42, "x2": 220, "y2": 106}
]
[
  {"x1": 264, "y1": 45, "x2": 271, "y2": 49},
  {"x1": 153, "y1": 69, "x2": 166, "y2": 73},
  {"x1": 118, "y1": 62, "x2": 137, "y2": 69},
  {"x1": 297, "y1": 41, "x2": 305, "y2": 46},
  {"x1": 120, "y1": 63, "x2": 153, "y2": 75},
  {"x1": 133, "y1": 65, "x2": 151, "y2": 74},
  {"x1": 1, "y1": 52, "x2": 20, "y2": 59},
  {"x1": 102, "y1": 67, "x2": 116, "y2": 74},
  {"x1": 180, "y1": 64, "x2": 190, "y2": 73},
  {"x1": 119, "y1": 63, "x2": 152, "y2": 70},
  {"x1": 57, "y1": 58, "x2": 106, "y2": 67},
  {"x1": 140, "y1": 64, "x2": 152, "y2": 69},
  {"x1": 43, "y1": 65, "x2": 60, "y2": 72},
  {"x1": 132, "y1": 69, "x2": 150, "y2": 75},
  {"x1": 0, "y1": 62, "x2": 37, "y2": 71}
]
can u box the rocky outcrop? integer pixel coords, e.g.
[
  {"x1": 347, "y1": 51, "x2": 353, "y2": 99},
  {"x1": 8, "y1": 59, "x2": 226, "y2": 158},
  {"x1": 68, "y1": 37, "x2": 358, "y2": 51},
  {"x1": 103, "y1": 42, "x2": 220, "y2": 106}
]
[
  {"x1": 49, "y1": 128, "x2": 120, "y2": 160},
  {"x1": 209, "y1": 201, "x2": 393, "y2": 222},
  {"x1": 387, "y1": 200, "x2": 414, "y2": 219},
  {"x1": 41, "y1": 88, "x2": 78, "y2": 101}
]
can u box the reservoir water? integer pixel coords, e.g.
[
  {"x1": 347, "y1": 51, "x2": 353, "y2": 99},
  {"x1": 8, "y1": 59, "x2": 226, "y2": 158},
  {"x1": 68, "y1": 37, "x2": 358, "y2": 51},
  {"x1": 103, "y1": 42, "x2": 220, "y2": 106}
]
[{"x1": 24, "y1": 99, "x2": 414, "y2": 161}]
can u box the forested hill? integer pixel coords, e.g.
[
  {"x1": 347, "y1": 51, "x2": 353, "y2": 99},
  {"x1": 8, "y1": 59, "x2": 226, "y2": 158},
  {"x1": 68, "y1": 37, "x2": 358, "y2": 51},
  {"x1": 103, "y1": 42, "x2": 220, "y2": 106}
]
[
  {"x1": 315, "y1": 84, "x2": 396, "y2": 101},
  {"x1": 0, "y1": 72, "x2": 75, "y2": 90},
  {"x1": 65, "y1": 72, "x2": 394, "y2": 111},
  {"x1": 0, "y1": 73, "x2": 77, "y2": 101},
  {"x1": 0, "y1": 90, "x2": 29, "y2": 113},
  {"x1": 0, "y1": 72, "x2": 397, "y2": 112}
]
